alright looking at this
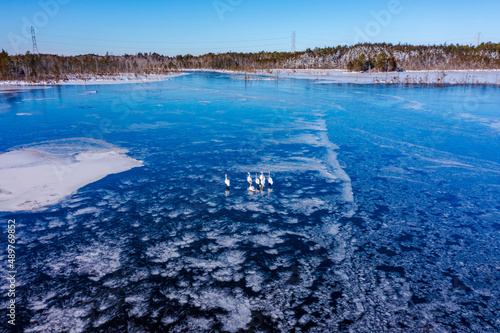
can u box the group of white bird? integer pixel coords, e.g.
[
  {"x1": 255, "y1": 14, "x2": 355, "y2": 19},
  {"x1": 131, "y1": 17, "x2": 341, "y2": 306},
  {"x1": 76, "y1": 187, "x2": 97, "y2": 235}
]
[{"x1": 224, "y1": 172, "x2": 273, "y2": 192}]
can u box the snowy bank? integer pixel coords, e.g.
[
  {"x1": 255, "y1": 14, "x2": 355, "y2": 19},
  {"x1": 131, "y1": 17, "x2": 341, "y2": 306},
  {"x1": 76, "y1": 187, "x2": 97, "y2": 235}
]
[
  {"x1": 188, "y1": 68, "x2": 500, "y2": 85},
  {"x1": 0, "y1": 138, "x2": 143, "y2": 212},
  {"x1": 0, "y1": 73, "x2": 189, "y2": 88},
  {"x1": 261, "y1": 69, "x2": 500, "y2": 85}
]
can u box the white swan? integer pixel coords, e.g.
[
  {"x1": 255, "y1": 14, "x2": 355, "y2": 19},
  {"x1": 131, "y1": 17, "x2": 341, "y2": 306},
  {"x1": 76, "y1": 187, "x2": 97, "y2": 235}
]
[
  {"x1": 260, "y1": 172, "x2": 265, "y2": 188},
  {"x1": 247, "y1": 172, "x2": 252, "y2": 185},
  {"x1": 268, "y1": 171, "x2": 273, "y2": 187},
  {"x1": 225, "y1": 174, "x2": 230, "y2": 189},
  {"x1": 248, "y1": 184, "x2": 255, "y2": 192},
  {"x1": 255, "y1": 173, "x2": 260, "y2": 189}
]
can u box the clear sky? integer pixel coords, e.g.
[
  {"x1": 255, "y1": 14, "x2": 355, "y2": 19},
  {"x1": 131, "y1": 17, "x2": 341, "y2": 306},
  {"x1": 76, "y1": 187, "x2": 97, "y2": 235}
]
[{"x1": 1, "y1": 0, "x2": 499, "y2": 56}]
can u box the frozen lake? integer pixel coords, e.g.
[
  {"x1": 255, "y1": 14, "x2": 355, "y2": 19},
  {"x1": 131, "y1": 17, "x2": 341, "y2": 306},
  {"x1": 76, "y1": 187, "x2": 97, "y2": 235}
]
[{"x1": 1, "y1": 73, "x2": 499, "y2": 332}]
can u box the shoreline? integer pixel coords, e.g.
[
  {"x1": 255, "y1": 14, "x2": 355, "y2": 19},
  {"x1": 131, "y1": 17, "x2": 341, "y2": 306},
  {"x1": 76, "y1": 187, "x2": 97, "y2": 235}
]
[
  {"x1": 1, "y1": 69, "x2": 499, "y2": 87},
  {"x1": 0, "y1": 73, "x2": 188, "y2": 89},
  {"x1": 188, "y1": 68, "x2": 500, "y2": 85}
]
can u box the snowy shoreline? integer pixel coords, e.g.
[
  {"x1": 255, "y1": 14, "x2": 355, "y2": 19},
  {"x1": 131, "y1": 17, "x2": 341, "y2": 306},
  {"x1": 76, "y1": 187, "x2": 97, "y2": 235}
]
[
  {"x1": 188, "y1": 68, "x2": 500, "y2": 85},
  {"x1": 1, "y1": 70, "x2": 499, "y2": 87},
  {"x1": 0, "y1": 73, "x2": 188, "y2": 89}
]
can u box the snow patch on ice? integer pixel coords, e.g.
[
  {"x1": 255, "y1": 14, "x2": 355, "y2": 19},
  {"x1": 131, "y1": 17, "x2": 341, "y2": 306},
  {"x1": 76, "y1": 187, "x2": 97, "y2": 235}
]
[
  {"x1": 0, "y1": 138, "x2": 142, "y2": 212},
  {"x1": 192, "y1": 289, "x2": 253, "y2": 332},
  {"x1": 25, "y1": 305, "x2": 90, "y2": 332},
  {"x1": 246, "y1": 271, "x2": 265, "y2": 292},
  {"x1": 490, "y1": 122, "x2": 500, "y2": 132},
  {"x1": 146, "y1": 242, "x2": 181, "y2": 263},
  {"x1": 74, "y1": 243, "x2": 122, "y2": 281}
]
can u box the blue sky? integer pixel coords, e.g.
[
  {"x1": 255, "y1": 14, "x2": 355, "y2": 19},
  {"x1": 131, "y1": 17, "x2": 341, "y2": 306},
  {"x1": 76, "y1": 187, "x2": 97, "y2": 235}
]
[{"x1": 1, "y1": 0, "x2": 499, "y2": 56}]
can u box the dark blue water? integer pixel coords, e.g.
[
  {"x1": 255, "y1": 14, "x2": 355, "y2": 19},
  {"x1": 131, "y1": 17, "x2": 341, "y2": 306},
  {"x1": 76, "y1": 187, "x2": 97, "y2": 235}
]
[{"x1": 1, "y1": 73, "x2": 499, "y2": 332}]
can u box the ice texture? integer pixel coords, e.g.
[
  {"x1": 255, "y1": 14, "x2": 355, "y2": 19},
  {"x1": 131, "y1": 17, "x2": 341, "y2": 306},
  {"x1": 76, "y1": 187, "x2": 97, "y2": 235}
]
[{"x1": 1, "y1": 74, "x2": 499, "y2": 332}]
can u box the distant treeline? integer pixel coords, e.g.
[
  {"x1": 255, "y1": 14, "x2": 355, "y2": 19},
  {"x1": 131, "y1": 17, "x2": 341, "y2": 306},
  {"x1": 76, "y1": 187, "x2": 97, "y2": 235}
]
[{"x1": 1, "y1": 42, "x2": 500, "y2": 81}]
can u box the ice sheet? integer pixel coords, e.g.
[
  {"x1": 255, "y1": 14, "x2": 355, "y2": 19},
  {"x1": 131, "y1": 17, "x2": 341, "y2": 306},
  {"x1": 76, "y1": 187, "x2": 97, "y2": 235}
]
[{"x1": 0, "y1": 138, "x2": 143, "y2": 212}]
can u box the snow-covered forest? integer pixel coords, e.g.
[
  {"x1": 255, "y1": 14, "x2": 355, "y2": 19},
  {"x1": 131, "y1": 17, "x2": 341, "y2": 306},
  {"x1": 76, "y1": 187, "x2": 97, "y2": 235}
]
[{"x1": 1, "y1": 43, "x2": 499, "y2": 82}]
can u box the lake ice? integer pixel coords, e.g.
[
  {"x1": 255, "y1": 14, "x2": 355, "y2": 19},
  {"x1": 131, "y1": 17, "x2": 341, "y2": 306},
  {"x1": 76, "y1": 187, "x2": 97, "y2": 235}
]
[{"x1": 0, "y1": 73, "x2": 499, "y2": 332}]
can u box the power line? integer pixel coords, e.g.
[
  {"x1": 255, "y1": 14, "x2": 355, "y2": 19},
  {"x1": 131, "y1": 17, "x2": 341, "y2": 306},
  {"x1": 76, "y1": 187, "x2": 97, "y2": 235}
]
[
  {"x1": 38, "y1": 40, "x2": 289, "y2": 51},
  {"x1": 34, "y1": 40, "x2": 291, "y2": 56},
  {"x1": 37, "y1": 33, "x2": 290, "y2": 45}
]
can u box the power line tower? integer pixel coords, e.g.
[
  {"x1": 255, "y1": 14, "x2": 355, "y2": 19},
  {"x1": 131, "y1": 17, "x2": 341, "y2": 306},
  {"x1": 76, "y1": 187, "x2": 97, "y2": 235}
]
[
  {"x1": 31, "y1": 26, "x2": 39, "y2": 54},
  {"x1": 291, "y1": 31, "x2": 296, "y2": 53},
  {"x1": 475, "y1": 32, "x2": 482, "y2": 46}
]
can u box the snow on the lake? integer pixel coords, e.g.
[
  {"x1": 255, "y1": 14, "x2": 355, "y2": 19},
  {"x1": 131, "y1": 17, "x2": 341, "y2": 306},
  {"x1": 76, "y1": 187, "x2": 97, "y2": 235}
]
[{"x1": 0, "y1": 138, "x2": 142, "y2": 212}]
